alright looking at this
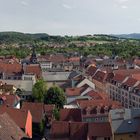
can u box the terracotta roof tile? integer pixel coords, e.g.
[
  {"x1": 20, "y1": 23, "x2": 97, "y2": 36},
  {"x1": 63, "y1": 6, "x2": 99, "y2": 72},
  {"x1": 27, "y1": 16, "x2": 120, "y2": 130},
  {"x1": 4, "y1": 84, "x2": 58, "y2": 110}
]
[
  {"x1": 78, "y1": 99, "x2": 122, "y2": 109},
  {"x1": 0, "y1": 94, "x2": 20, "y2": 107},
  {"x1": 22, "y1": 102, "x2": 44, "y2": 123},
  {"x1": 112, "y1": 74, "x2": 126, "y2": 83},
  {"x1": 88, "y1": 122, "x2": 112, "y2": 138},
  {"x1": 92, "y1": 70, "x2": 107, "y2": 83},
  {"x1": 50, "y1": 121, "x2": 69, "y2": 139},
  {"x1": 60, "y1": 108, "x2": 82, "y2": 122},
  {"x1": 66, "y1": 87, "x2": 88, "y2": 97},
  {"x1": 132, "y1": 74, "x2": 140, "y2": 81},
  {"x1": 86, "y1": 90, "x2": 109, "y2": 100},
  {"x1": 68, "y1": 57, "x2": 80, "y2": 62},
  {"x1": 44, "y1": 104, "x2": 55, "y2": 117},
  {"x1": 0, "y1": 106, "x2": 28, "y2": 129},
  {"x1": 70, "y1": 122, "x2": 88, "y2": 140},
  {"x1": 0, "y1": 113, "x2": 27, "y2": 140},
  {"x1": 122, "y1": 77, "x2": 138, "y2": 87},
  {"x1": 0, "y1": 62, "x2": 22, "y2": 75},
  {"x1": 114, "y1": 69, "x2": 140, "y2": 77},
  {"x1": 25, "y1": 64, "x2": 41, "y2": 78},
  {"x1": 86, "y1": 65, "x2": 97, "y2": 76}
]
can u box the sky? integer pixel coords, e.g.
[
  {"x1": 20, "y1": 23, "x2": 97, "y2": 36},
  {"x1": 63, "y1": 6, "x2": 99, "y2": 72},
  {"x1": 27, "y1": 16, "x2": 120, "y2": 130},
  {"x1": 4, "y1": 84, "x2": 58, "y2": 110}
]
[{"x1": 0, "y1": 0, "x2": 140, "y2": 35}]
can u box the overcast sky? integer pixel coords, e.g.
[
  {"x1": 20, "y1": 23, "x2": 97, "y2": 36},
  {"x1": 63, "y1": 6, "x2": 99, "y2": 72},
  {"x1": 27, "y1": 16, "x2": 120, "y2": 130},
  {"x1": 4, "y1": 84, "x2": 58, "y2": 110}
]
[{"x1": 0, "y1": 0, "x2": 140, "y2": 35}]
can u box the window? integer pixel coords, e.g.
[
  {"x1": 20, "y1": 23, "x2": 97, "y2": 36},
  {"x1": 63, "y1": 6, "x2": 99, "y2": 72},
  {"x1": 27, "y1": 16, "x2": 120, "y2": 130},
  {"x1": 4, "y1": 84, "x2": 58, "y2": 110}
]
[{"x1": 104, "y1": 137, "x2": 110, "y2": 140}]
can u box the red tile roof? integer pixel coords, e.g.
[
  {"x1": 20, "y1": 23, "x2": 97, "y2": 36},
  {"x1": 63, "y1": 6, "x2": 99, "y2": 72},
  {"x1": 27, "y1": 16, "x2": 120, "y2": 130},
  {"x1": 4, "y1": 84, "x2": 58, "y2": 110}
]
[
  {"x1": 0, "y1": 62, "x2": 22, "y2": 75},
  {"x1": 50, "y1": 121, "x2": 88, "y2": 140},
  {"x1": 122, "y1": 77, "x2": 138, "y2": 87},
  {"x1": 86, "y1": 90, "x2": 109, "y2": 100},
  {"x1": 114, "y1": 69, "x2": 140, "y2": 77},
  {"x1": 112, "y1": 73, "x2": 126, "y2": 83},
  {"x1": 50, "y1": 121, "x2": 69, "y2": 140},
  {"x1": 88, "y1": 122, "x2": 112, "y2": 138},
  {"x1": 60, "y1": 108, "x2": 82, "y2": 122},
  {"x1": 44, "y1": 104, "x2": 55, "y2": 117},
  {"x1": 25, "y1": 64, "x2": 41, "y2": 78},
  {"x1": 92, "y1": 70, "x2": 107, "y2": 83},
  {"x1": 77, "y1": 99, "x2": 122, "y2": 109},
  {"x1": 68, "y1": 57, "x2": 80, "y2": 62},
  {"x1": 87, "y1": 65, "x2": 97, "y2": 76},
  {"x1": 0, "y1": 94, "x2": 20, "y2": 107},
  {"x1": 0, "y1": 106, "x2": 28, "y2": 129},
  {"x1": 132, "y1": 74, "x2": 140, "y2": 81},
  {"x1": 70, "y1": 122, "x2": 88, "y2": 140},
  {"x1": 49, "y1": 54, "x2": 66, "y2": 63},
  {"x1": 66, "y1": 86, "x2": 87, "y2": 97},
  {"x1": 22, "y1": 102, "x2": 44, "y2": 123},
  {"x1": 0, "y1": 113, "x2": 27, "y2": 140}
]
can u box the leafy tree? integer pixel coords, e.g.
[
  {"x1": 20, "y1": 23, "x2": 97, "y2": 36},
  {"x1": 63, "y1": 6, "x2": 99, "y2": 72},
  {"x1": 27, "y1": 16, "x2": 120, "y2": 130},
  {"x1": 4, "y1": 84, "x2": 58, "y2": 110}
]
[
  {"x1": 44, "y1": 86, "x2": 66, "y2": 109},
  {"x1": 39, "y1": 119, "x2": 45, "y2": 135},
  {"x1": 32, "y1": 79, "x2": 47, "y2": 102},
  {"x1": 53, "y1": 108, "x2": 60, "y2": 120}
]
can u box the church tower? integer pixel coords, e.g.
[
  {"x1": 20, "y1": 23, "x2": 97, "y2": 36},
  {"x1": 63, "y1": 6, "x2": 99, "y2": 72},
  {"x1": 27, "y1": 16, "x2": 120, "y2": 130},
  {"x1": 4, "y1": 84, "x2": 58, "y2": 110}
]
[{"x1": 30, "y1": 46, "x2": 37, "y2": 64}]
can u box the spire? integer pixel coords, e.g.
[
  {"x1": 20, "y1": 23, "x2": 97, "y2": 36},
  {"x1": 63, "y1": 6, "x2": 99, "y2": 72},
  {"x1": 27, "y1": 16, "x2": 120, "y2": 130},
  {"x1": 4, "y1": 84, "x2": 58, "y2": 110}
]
[{"x1": 30, "y1": 46, "x2": 37, "y2": 64}]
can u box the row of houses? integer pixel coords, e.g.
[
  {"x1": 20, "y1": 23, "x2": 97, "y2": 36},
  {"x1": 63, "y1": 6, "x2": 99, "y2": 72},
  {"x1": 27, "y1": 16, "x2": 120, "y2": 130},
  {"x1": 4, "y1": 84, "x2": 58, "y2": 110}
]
[
  {"x1": 0, "y1": 92, "x2": 55, "y2": 139},
  {"x1": 50, "y1": 107, "x2": 140, "y2": 140}
]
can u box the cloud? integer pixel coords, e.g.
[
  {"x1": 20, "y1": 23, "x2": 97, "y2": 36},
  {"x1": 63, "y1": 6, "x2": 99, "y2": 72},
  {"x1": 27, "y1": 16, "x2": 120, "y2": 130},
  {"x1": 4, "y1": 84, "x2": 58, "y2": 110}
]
[
  {"x1": 121, "y1": 5, "x2": 128, "y2": 9},
  {"x1": 119, "y1": 0, "x2": 129, "y2": 2},
  {"x1": 114, "y1": 0, "x2": 129, "y2": 4},
  {"x1": 62, "y1": 4, "x2": 74, "y2": 9},
  {"x1": 21, "y1": 1, "x2": 29, "y2": 6},
  {"x1": 137, "y1": 18, "x2": 140, "y2": 22}
]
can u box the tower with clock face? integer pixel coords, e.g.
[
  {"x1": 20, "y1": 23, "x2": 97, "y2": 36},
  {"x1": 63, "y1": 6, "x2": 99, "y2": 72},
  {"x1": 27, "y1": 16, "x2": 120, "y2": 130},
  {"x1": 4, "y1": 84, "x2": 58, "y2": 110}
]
[{"x1": 30, "y1": 46, "x2": 37, "y2": 64}]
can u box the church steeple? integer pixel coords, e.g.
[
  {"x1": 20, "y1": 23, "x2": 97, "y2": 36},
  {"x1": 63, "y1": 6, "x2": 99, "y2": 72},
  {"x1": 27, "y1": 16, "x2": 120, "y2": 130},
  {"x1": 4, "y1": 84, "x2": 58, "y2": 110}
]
[{"x1": 30, "y1": 46, "x2": 37, "y2": 64}]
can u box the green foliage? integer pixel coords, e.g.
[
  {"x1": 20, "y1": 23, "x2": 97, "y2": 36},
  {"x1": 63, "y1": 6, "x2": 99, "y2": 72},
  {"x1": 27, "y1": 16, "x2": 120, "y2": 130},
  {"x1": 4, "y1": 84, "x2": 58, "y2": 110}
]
[
  {"x1": 0, "y1": 32, "x2": 140, "y2": 59},
  {"x1": 53, "y1": 108, "x2": 60, "y2": 120},
  {"x1": 32, "y1": 79, "x2": 47, "y2": 102},
  {"x1": 39, "y1": 119, "x2": 45, "y2": 135},
  {"x1": 44, "y1": 86, "x2": 66, "y2": 109}
]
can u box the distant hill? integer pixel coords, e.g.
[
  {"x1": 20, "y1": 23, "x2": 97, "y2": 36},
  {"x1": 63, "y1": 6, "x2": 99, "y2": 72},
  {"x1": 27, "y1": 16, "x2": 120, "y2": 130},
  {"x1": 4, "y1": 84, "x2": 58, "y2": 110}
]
[
  {"x1": 0, "y1": 32, "x2": 119, "y2": 45},
  {"x1": 112, "y1": 33, "x2": 140, "y2": 39}
]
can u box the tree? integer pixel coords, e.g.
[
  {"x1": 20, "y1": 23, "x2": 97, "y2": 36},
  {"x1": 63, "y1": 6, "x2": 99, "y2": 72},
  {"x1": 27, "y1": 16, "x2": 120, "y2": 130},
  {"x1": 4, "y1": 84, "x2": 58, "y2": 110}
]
[
  {"x1": 32, "y1": 79, "x2": 47, "y2": 102},
  {"x1": 44, "y1": 86, "x2": 66, "y2": 109}
]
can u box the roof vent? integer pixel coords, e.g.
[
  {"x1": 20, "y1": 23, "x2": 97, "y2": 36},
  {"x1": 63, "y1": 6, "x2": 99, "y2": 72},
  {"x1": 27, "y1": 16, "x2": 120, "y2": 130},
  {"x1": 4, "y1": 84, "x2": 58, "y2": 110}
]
[{"x1": 128, "y1": 121, "x2": 132, "y2": 124}]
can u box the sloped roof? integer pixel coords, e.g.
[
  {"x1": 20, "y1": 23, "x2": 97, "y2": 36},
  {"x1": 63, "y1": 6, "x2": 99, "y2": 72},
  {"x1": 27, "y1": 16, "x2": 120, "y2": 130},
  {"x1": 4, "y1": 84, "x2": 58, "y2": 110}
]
[
  {"x1": 122, "y1": 77, "x2": 138, "y2": 87},
  {"x1": 114, "y1": 69, "x2": 140, "y2": 77},
  {"x1": 0, "y1": 113, "x2": 27, "y2": 140},
  {"x1": 0, "y1": 62, "x2": 22, "y2": 75},
  {"x1": 24, "y1": 64, "x2": 41, "y2": 78},
  {"x1": 115, "y1": 119, "x2": 140, "y2": 134},
  {"x1": 70, "y1": 122, "x2": 88, "y2": 140},
  {"x1": 92, "y1": 70, "x2": 107, "y2": 83},
  {"x1": 78, "y1": 99, "x2": 122, "y2": 109},
  {"x1": 66, "y1": 87, "x2": 88, "y2": 97},
  {"x1": 86, "y1": 65, "x2": 97, "y2": 76},
  {"x1": 50, "y1": 121, "x2": 69, "y2": 140},
  {"x1": 0, "y1": 94, "x2": 20, "y2": 107},
  {"x1": 22, "y1": 102, "x2": 44, "y2": 123},
  {"x1": 60, "y1": 108, "x2": 82, "y2": 122},
  {"x1": 44, "y1": 104, "x2": 55, "y2": 117},
  {"x1": 112, "y1": 73, "x2": 126, "y2": 83},
  {"x1": 88, "y1": 122, "x2": 112, "y2": 138},
  {"x1": 0, "y1": 106, "x2": 28, "y2": 129},
  {"x1": 85, "y1": 90, "x2": 109, "y2": 100}
]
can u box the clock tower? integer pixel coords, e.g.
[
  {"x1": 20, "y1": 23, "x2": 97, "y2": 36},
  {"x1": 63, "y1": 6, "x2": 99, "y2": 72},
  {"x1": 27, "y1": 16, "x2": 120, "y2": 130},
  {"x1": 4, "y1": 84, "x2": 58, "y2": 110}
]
[{"x1": 30, "y1": 46, "x2": 37, "y2": 64}]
